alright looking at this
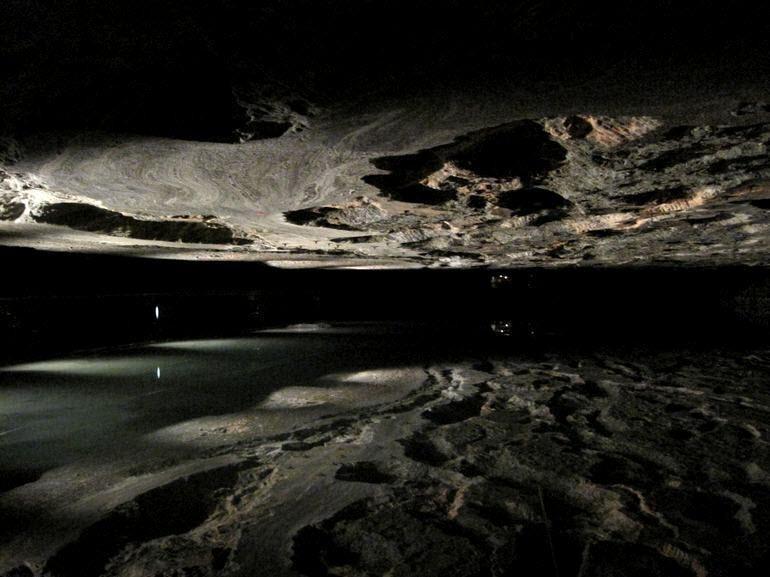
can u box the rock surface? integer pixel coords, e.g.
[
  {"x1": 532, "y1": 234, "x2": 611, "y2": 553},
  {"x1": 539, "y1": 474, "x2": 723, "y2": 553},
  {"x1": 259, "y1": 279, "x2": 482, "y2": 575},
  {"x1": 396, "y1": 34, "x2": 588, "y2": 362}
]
[
  {"x1": 2, "y1": 1, "x2": 769, "y2": 267},
  {"x1": 2, "y1": 98, "x2": 770, "y2": 267},
  {"x1": 2, "y1": 347, "x2": 769, "y2": 576}
]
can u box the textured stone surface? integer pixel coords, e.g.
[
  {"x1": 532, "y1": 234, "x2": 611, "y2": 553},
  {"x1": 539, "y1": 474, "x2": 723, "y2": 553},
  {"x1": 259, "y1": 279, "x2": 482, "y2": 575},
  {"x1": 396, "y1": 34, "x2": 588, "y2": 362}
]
[
  {"x1": 2, "y1": 102, "x2": 770, "y2": 267},
  {"x1": 2, "y1": 1, "x2": 769, "y2": 267},
  {"x1": 3, "y1": 348, "x2": 768, "y2": 576}
]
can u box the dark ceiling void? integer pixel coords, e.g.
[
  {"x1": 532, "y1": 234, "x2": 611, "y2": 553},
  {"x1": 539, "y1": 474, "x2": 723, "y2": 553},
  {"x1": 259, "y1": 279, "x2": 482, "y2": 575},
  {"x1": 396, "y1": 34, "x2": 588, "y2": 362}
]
[{"x1": 2, "y1": 1, "x2": 769, "y2": 139}]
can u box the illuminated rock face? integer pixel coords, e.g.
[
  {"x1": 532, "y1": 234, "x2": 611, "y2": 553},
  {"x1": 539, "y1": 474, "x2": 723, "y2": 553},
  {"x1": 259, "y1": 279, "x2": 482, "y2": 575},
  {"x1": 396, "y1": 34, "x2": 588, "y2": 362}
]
[
  {"x1": 353, "y1": 115, "x2": 770, "y2": 266},
  {"x1": 1, "y1": 2, "x2": 769, "y2": 267},
  {"x1": 2, "y1": 108, "x2": 769, "y2": 267},
  {"x1": 4, "y1": 346, "x2": 769, "y2": 577}
]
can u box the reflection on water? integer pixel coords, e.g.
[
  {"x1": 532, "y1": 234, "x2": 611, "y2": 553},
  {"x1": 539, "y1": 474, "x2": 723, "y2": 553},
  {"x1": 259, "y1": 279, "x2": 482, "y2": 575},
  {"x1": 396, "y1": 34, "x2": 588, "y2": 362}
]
[
  {"x1": 0, "y1": 323, "x2": 455, "y2": 493},
  {"x1": 2, "y1": 357, "x2": 175, "y2": 377}
]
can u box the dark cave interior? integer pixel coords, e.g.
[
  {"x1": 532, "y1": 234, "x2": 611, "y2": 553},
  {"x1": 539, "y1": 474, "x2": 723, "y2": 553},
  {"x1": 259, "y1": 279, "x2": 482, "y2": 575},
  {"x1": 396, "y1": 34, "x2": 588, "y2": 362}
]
[{"x1": 2, "y1": 3, "x2": 770, "y2": 577}]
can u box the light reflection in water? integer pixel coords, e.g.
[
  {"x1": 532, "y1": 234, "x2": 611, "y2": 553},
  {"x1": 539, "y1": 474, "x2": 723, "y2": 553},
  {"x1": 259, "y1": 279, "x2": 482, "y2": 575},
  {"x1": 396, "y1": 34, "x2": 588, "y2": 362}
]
[
  {"x1": 0, "y1": 357, "x2": 175, "y2": 377},
  {"x1": 0, "y1": 329, "x2": 433, "y2": 485}
]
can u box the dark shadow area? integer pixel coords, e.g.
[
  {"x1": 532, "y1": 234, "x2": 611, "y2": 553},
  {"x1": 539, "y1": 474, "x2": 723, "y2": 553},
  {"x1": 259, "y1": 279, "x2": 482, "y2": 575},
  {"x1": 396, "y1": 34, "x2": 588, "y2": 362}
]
[
  {"x1": 364, "y1": 121, "x2": 571, "y2": 206},
  {"x1": 34, "y1": 203, "x2": 251, "y2": 245},
  {"x1": 450, "y1": 121, "x2": 567, "y2": 182},
  {"x1": 284, "y1": 207, "x2": 361, "y2": 231},
  {"x1": 3, "y1": 2, "x2": 770, "y2": 140},
  {"x1": 497, "y1": 187, "x2": 572, "y2": 216},
  {"x1": 0, "y1": 203, "x2": 25, "y2": 222},
  {"x1": 43, "y1": 463, "x2": 247, "y2": 577},
  {"x1": 1, "y1": 247, "x2": 769, "y2": 366}
]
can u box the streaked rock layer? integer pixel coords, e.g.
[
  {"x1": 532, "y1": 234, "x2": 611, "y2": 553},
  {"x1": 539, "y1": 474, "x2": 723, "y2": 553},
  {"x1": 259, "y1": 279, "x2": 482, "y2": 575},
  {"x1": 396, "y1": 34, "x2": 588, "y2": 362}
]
[{"x1": 2, "y1": 99, "x2": 770, "y2": 267}]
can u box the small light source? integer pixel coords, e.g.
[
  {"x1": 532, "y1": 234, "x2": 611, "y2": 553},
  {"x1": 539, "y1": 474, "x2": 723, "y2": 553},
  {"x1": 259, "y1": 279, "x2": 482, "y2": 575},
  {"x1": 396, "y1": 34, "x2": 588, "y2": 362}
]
[
  {"x1": 490, "y1": 274, "x2": 512, "y2": 289},
  {"x1": 155, "y1": 305, "x2": 160, "y2": 321},
  {"x1": 156, "y1": 366, "x2": 161, "y2": 380}
]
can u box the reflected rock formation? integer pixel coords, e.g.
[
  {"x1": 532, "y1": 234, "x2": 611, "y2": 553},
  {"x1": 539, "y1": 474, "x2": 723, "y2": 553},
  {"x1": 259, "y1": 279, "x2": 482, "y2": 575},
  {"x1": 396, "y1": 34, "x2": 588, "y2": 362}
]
[{"x1": 1, "y1": 2, "x2": 770, "y2": 577}]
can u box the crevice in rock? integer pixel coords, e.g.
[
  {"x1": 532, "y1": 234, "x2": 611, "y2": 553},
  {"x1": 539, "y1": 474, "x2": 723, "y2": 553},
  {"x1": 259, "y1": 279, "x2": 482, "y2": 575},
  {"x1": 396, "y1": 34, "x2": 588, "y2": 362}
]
[
  {"x1": 33, "y1": 203, "x2": 251, "y2": 245},
  {"x1": 623, "y1": 186, "x2": 689, "y2": 206},
  {"x1": 0, "y1": 201, "x2": 25, "y2": 221},
  {"x1": 364, "y1": 120, "x2": 567, "y2": 205},
  {"x1": 450, "y1": 121, "x2": 567, "y2": 181},
  {"x1": 285, "y1": 207, "x2": 360, "y2": 230},
  {"x1": 400, "y1": 433, "x2": 449, "y2": 466},
  {"x1": 422, "y1": 394, "x2": 487, "y2": 425},
  {"x1": 285, "y1": 199, "x2": 388, "y2": 231},
  {"x1": 43, "y1": 463, "x2": 245, "y2": 577},
  {"x1": 335, "y1": 462, "x2": 396, "y2": 484},
  {"x1": 496, "y1": 187, "x2": 572, "y2": 216},
  {"x1": 638, "y1": 146, "x2": 706, "y2": 171}
]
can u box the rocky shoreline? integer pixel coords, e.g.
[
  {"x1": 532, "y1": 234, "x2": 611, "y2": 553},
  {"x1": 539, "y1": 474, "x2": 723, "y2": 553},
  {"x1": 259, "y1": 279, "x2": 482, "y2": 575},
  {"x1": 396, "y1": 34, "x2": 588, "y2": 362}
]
[{"x1": 3, "y1": 346, "x2": 768, "y2": 576}]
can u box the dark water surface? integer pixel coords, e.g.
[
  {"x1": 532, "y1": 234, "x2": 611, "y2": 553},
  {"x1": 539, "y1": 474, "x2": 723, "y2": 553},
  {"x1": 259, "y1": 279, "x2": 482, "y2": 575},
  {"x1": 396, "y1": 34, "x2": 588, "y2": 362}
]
[{"x1": 0, "y1": 323, "x2": 478, "y2": 494}]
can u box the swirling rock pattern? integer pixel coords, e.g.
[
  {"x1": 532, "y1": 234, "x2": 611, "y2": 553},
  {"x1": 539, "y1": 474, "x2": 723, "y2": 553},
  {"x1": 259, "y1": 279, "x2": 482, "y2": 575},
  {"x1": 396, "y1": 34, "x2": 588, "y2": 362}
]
[{"x1": 2, "y1": 99, "x2": 769, "y2": 267}]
